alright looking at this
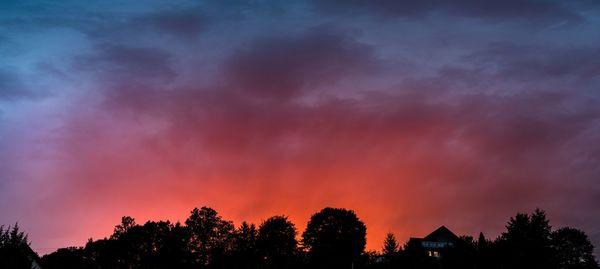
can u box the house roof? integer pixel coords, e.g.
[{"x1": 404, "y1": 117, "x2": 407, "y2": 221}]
[{"x1": 423, "y1": 226, "x2": 460, "y2": 243}]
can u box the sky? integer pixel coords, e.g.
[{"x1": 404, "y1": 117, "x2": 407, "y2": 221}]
[{"x1": 1, "y1": 0, "x2": 600, "y2": 256}]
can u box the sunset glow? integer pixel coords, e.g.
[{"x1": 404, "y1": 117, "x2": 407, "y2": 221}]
[{"x1": 1, "y1": 1, "x2": 600, "y2": 257}]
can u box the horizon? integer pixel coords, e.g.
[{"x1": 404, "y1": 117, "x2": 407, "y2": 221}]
[
  {"x1": 20, "y1": 205, "x2": 539, "y2": 255},
  {"x1": 2, "y1": 0, "x2": 600, "y2": 259}
]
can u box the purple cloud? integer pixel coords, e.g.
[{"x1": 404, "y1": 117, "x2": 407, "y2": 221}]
[{"x1": 223, "y1": 27, "x2": 377, "y2": 100}]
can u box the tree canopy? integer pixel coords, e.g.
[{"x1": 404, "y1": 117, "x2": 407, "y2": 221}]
[
  {"x1": 256, "y1": 215, "x2": 298, "y2": 268},
  {"x1": 497, "y1": 209, "x2": 555, "y2": 269},
  {"x1": 553, "y1": 227, "x2": 599, "y2": 269},
  {"x1": 1, "y1": 206, "x2": 591, "y2": 269},
  {"x1": 185, "y1": 206, "x2": 235, "y2": 267},
  {"x1": 0, "y1": 223, "x2": 33, "y2": 269},
  {"x1": 302, "y1": 207, "x2": 367, "y2": 269}
]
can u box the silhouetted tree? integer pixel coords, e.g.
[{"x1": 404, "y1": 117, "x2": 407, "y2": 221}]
[
  {"x1": 443, "y1": 235, "x2": 477, "y2": 269},
  {"x1": 160, "y1": 222, "x2": 195, "y2": 268},
  {"x1": 32, "y1": 206, "x2": 600, "y2": 269},
  {"x1": 552, "y1": 227, "x2": 599, "y2": 269},
  {"x1": 111, "y1": 216, "x2": 136, "y2": 240},
  {"x1": 362, "y1": 250, "x2": 382, "y2": 269},
  {"x1": 256, "y1": 216, "x2": 299, "y2": 268},
  {"x1": 83, "y1": 237, "x2": 122, "y2": 268},
  {"x1": 302, "y1": 207, "x2": 367, "y2": 269},
  {"x1": 477, "y1": 232, "x2": 487, "y2": 249},
  {"x1": 497, "y1": 209, "x2": 555, "y2": 269},
  {"x1": 185, "y1": 207, "x2": 234, "y2": 268},
  {"x1": 41, "y1": 247, "x2": 90, "y2": 269},
  {"x1": 229, "y1": 221, "x2": 260, "y2": 269},
  {"x1": 134, "y1": 220, "x2": 177, "y2": 268},
  {"x1": 74, "y1": 219, "x2": 194, "y2": 269},
  {"x1": 0, "y1": 223, "x2": 34, "y2": 269},
  {"x1": 474, "y1": 232, "x2": 495, "y2": 269},
  {"x1": 381, "y1": 233, "x2": 399, "y2": 267}
]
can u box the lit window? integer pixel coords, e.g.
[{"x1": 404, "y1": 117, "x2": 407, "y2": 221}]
[{"x1": 427, "y1": 251, "x2": 441, "y2": 258}]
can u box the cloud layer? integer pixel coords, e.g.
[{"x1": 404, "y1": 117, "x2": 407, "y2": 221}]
[{"x1": 1, "y1": 0, "x2": 600, "y2": 255}]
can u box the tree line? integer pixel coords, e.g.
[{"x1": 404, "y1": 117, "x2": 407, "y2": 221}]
[{"x1": 1, "y1": 207, "x2": 598, "y2": 269}]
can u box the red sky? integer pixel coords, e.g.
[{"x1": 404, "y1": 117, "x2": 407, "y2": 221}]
[{"x1": 1, "y1": 0, "x2": 600, "y2": 256}]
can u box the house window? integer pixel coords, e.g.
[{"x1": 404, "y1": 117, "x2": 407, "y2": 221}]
[{"x1": 427, "y1": 251, "x2": 441, "y2": 258}]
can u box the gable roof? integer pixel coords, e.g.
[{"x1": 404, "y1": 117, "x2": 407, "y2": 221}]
[{"x1": 423, "y1": 226, "x2": 460, "y2": 243}]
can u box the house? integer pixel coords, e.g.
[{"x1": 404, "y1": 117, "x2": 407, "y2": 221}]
[{"x1": 406, "y1": 226, "x2": 460, "y2": 259}]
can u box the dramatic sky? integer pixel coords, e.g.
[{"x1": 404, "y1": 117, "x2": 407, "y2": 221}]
[{"x1": 2, "y1": 0, "x2": 600, "y2": 255}]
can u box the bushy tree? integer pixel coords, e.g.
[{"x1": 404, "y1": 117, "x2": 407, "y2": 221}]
[
  {"x1": 111, "y1": 216, "x2": 136, "y2": 240},
  {"x1": 160, "y1": 222, "x2": 195, "y2": 268},
  {"x1": 46, "y1": 219, "x2": 195, "y2": 269},
  {"x1": 41, "y1": 247, "x2": 89, "y2": 269},
  {"x1": 32, "y1": 206, "x2": 600, "y2": 269},
  {"x1": 552, "y1": 227, "x2": 599, "y2": 269},
  {"x1": 185, "y1": 206, "x2": 234, "y2": 267},
  {"x1": 302, "y1": 207, "x2": 367, "y2": 269},
  {"x1": 497, "y1": 209, "x2": 555, "y2": 269},
  {"x1": 0, "y1": 223, "x2": 33, "y2": 269},
  {"x1": 257, "y1": 216, "x2": 299, "y2": 268}
]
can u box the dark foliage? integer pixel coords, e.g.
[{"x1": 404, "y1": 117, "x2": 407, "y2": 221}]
[
  {"x1": 185, "y1": 207, "x2": 235, "y2": 268},
  {"x1": 552, "y1": 227, "x2": 599, "y2": 269},
  {"x1": 41, "y1": 247, "x2": 91, "y2": 269},
  {"x1": 496, "y1": 209, "x2": 556, "y2": 269},
  {"x1": 27, "y1": 206, "x2": 600, "y2": 269},
  {"x1": 302, "y1": 207, "x2": 367, "y2": 269},
  {"x1": 256, "y1": 216, "x2": 299, "y2": 268},
  {"x1": 228, "y1": 221, "x2": 260, "y2": 269},
  {"x1": 0, "y1": 223, "x2": 34, "y2": 269},
  {"x1": 381, "y1": 232, "x2": 400, "y2": 268}
]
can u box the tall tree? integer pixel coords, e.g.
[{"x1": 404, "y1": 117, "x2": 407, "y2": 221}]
[
  {"x1": 475, "y1": 232, "x2": 494, "y2": 269},
  {"x1": 383, "y1": 233, "x2": 399, "y2": 259},
  {"x1": 257, "y1": 216, "x2": 299, "y2": 268},
  {"x1": 497, "y1": 209, "x2": 555, "y2": 269},
  {"x1": 382, "y1": 232, "x2": 400, "y2": 268},
  {"x1": 185, "y1": 206, "x2": 234, "y2": 267},
  {"x1": 0, "y1": 223, "x2": 33, "y2": 269},
  {"x1": 477, "y1": 232, "x2": 487, "y2": 249},
  {"x1": 302, "y1": 207, "x2": 367, "y2": 269},
  {"x1": 552, "y1": 227, "x2": 599, "y2": 269},
  {"x1": 230, "y1": 221, "x2": 259, "y2": 269}
]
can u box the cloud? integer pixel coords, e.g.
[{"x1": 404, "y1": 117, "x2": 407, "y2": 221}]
[
  {"x1": 43, "y1": 21, "x2": 600, "y2": 253},
  {"x1": 311, "y1": 0, "x2": 596, "y2": 26},
  {"x1": 222, "y1": 27, "x2": 377, "y2": 100},
  {"x1": 131, "y1": 9, "x2": 206, "y2": 40},
  {"x1": 54, "y1": 75, "x2": 600, "y2": 251},
  {"x1": 2, "y1": 0, "x2": 600, "y2": 257}
]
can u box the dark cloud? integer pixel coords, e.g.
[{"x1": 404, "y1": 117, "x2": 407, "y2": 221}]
[
  {"x1": 223, "y1": 27, "x2": 377, "y2": 100},
  {"x1": 86, "y1": 74, "x2": 600, "y2": 243},
  {"x1": 311, "y1": 0, "x2": 595, "y2": 26},
  {"x1": 132, "y1": 10, "x2": 206, "y2": 40}
]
